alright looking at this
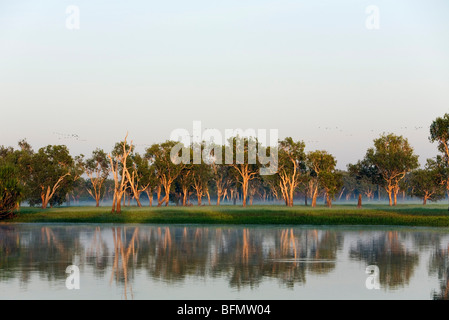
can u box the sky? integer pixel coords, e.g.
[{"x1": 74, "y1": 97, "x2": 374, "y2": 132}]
[{"x1": 1, "y1": 0, "x2": 449, "y2": 169}]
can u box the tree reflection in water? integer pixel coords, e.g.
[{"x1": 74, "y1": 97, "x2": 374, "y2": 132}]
[
  {"x1": 1, "y1": 225, "x2": 448, "y2": 299},
  {"x1": 430, "y1": 242, "x2": 449, "y2": 300},
  {"x1": 0, "y1": 225, "x2": 82, "y2": 284},
  {"x1": 86, "y1": 227, "x2": 109, "y2": 278},
  {"x1": 349, "y1": 231, "x2": 419, "y2": 290},
  {"x1": 110, "y1": 227, "x2": 139, "y2": 300}
]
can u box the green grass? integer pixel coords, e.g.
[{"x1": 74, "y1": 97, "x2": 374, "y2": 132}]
[{"x1": 2, "y1": 203, "x2": 449, "y2": 227}]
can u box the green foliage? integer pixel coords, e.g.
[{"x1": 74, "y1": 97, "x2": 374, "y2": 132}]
[
  {"x1": 27, "y1": 145, "x2": 74, "y2": 207},
  {"x1": 306, "y1": 150, "x2": 340, "y2": 206},
  {"x1": 111, "y1": 140, "x2": 134, "y2": 174},
  {"x1": 278, "y1": 137, "x2": 306, "y2": 172},
  {"x1": 430, "y1": 113, "x2": 449, "y2": 158},
  {"x1": 146, "y1": 141, "x2": 183, "y2": 180},
  {"x1": 407, "y1": 163, "x2": 446, "y2": 204},
  {"x1": 145, "y1": 141, "x2": 185, "y2": 204},
  {"x1": 307, "y1": 150, "x2": 337, "y2": 176},
  {"x1": 348, "y1": 159, "x2": 382, "y2": 186},
  {"x1": 366, "y1": 133, "x2": 419, "y2": 182},
  {"x1": 191, "y1": 154, "x2": 212, "y2": 187},
  {"x1": 227, "y1": 135, "x2": 262, "y2": 171},
  {"x1": 84, "y1": 149, "x2": 110, "y2": 204},
  {"x1": 131, "y1": 153, "x2": 152, "y2": 188},
  {"x1": 85, "y1": 149, "x2": 109, "y2": 178},
  {"x1": 347, "y1": 160, "x2": 381, "y2": 199},
  {"x1": 0, "y1": 164, "x2": 22, "y2": 219},
  {"x1": 364, "y1": 133, "x2": 419, "y2": 205},
  {"x1": 319, "y1": 171, "x2": 343, "y2": 205},
  {"x1": 3, "y1": 114, "x2": 449, "y2": 210}
]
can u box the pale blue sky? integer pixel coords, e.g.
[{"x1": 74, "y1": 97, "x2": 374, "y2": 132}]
[{"x1": 1, "y1": 0, "x2": 449, "y2": 168}]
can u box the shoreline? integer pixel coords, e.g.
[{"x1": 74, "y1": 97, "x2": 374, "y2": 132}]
[{"x1": 2, "y1": 204, "x2": 449, "y2": 227}]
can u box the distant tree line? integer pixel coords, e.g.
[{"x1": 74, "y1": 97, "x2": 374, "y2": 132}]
[{"x1": 1, "y1": 114, "x2": 448, "y2": 216}]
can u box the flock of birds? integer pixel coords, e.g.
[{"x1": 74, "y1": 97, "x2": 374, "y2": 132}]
[
  {"x1": 51, "y1": 125, "x2": 426, "y2": 146},
  {"x1": 53, "y1": 132, "x2": 87, "y2": 142},
  {"x1": 308, "y1": 125, "x2": 425, "y2": 145}
]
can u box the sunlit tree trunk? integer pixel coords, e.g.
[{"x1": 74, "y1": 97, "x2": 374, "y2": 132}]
[
  {"x1": 40, "y1": 173, "x2": 71, "y2": 209},
  {"x1": 311, "y1": 185, "x2": 318, "y2": 208},
  {"x1": 112, "y1": 193, "x2": 117, "y2": 213},
  {"x1": 108, "y1": 135, "x2": 132, "y2": 213},
  {"x1": 206, "y1": 190, "x2": 211, "y2": 206},
  {"x1": 289, "y1": 187, "x2": 294, "y2": 207},
  {"x1": 182, "y1": 186, "x2": 188, "y2": 206},
  {"x1": 242, "y1": 179, "x2": 248, "y2": 207},
  {"x1": 193, "y1": 178, "x2": 203, "y2": 206},
  {"x1": 160, "y1": 177, "x2": 172, "y2": 207},
  {"x1": 116, "y1": 194, "x2": 122, "y2": 213},
  {"x1": 41, "y1": 192, "x2": 47, "y2": 209},
  {"x1": 157, "y1": 185, "x2": 162, "y2": 207},
  {"x1": 326, "y1": 194, "x2": 332, "y2": 208}
]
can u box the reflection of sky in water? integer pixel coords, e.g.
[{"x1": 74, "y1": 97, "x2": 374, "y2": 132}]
[{"x1": 0, "y1": 224, "x2": 448, "y2": 300}]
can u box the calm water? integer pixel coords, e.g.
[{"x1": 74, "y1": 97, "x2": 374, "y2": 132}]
[{"x1": 0, "y1": 223, "x2": 448, "y2": 300}]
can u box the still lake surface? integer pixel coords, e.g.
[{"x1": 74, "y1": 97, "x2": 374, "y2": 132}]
[{"x1": 0, "y1": 223, "x2": 448, "y2": 300}]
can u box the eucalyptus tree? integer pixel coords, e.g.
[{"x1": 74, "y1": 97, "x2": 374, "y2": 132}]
[
  {"x1": 212, "y1": 163, "x2": 232, "y2": 206},
  {"x1": 430, "y1": 114, "x2": 449, "y2": 210},
  {"x1": 125, "y1": 153, "x2": 152, "y2": 207},
  {"x1": 227, "y1": 136, "x2": 261, "y2": 207},
  {"x1": 177, "y1": 164, "x2": 193, "y2": 206},
  {"x1": 319, "y1": 170, "x2": 343, "y2": 207},
  {"x1": 84, "y1": 149, "x2": 110, "y2": 207},
  {"x1": 430, "y1": 113, "x2": 449, "y2": 162},
  {"x1": 189, "y1": 143, "x2": 213, "y2": 206},
  {"x1": 433, "y1": 155, "x2": 449, "y2": 198},
  {"x1": 347, "y1": 159, "x2": 382, "y2": 202},
  {"x1": 191, "y1": 162, "x2": 211, "y2": 205},
  {"x1": 108, "y1": 136, "x2": 133, "y2": 213},
  {"x1": 110, "y1": 141, "x2": 150, "y2": 207},
  {"x1": 207, "y1": 144, "x2": 232, "y2": 206},
  {"x1": 1, "y1": 140, "x2": 34, "y2": 203},
  {"x1": 276, "y1": 138, "x2": 306, "y2": 207},
  {"x1": 27, "y1": 145, "x2": 74, "y2": 209},
  {"x1": 306, "y1": 150, "x2": 338, "y2": 207},
  {"x1": 0, "y1": 164, "x2": 22, "y2": 220},
  {"x1": 407, "y1": 160, "x2": 446, "y2": 205},
  {"x1": 143, "y1": 163, "x2": 159, "y2": 207},
  {"x1": 365, "y1": 133, "x2": 419, "y2": 206},
  {"x1": 49, "y1": 162, "x2": 83, "y2": 208},
  {"x1": 145, "y1": 141, "x2": 185, "y2": 207}
]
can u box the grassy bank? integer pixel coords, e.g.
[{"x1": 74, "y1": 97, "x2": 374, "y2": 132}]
[{"x1": 2, "y1": 204, "x2": 449, "y2": 227}]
